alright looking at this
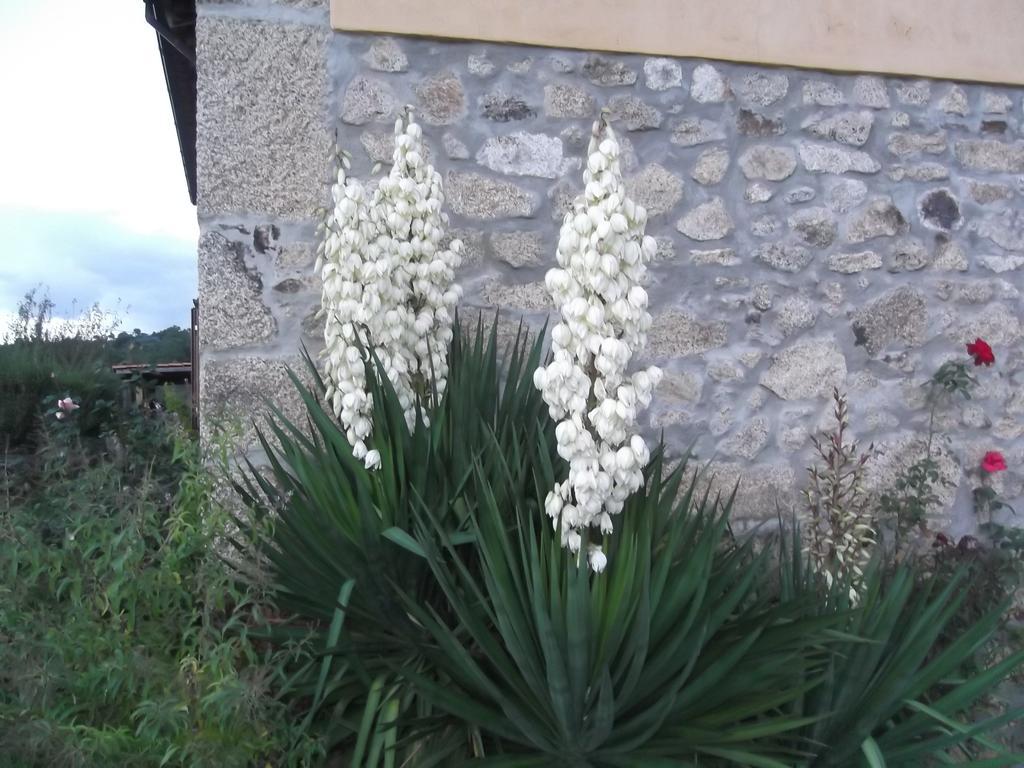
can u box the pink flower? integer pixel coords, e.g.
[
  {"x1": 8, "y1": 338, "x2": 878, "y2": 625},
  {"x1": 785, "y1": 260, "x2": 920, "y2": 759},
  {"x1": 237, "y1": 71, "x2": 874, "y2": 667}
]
[
  {"x1": 57, "y1": 397, "x2": 79, "y2": 413},
  {"x1": 981, "y1": 451, "x2": 1007, "y2": 473}
]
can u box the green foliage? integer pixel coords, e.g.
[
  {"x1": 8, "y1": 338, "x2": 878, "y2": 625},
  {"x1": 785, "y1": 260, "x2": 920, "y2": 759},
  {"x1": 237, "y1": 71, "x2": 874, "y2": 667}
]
[
  {"x1": 231, "y1": 315, "x2": 555, "y2": 762},
  {"x1": 0, "y1": 418, "x2": 322, "y2": 767},
  {"x1": 108, "y1": 326, "x2": 191, "y2": 366},
  {"x1": 778, "y1": 525, "x2": 1024, "y2": 766},
  {"x1": 0, "y1": 340, "x2": 123, "y2": 447},
  {"x1": 391, "y1": 448, "x2": 833, "y2": 766},
  {"x1": 1, "y1": 286, "x2": 192, "y2": 448},
  {"x1": 879, "y1": 455, "x2": 946, "y2": 536},
  {"x1": 803, "y1": 389, "x2": 875, "y2": 597}
]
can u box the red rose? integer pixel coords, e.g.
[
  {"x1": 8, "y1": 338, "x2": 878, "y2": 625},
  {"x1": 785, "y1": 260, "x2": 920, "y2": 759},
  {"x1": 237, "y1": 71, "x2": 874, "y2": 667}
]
[
  {"x1": 966, "y1": 338, "x2": 995, "y2": 366},
  {"x1": 981, "y1": 451, "x2": 1007, "y2": 473}
]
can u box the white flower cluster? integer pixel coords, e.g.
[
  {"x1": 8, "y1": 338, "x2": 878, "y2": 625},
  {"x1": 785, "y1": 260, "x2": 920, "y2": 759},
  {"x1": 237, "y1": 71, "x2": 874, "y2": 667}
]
[
  {"x1": 532, "y1": 116, "x2": 661, "y2": 570},
  {"x1": 315, "y1": 108, "x2": 462, "y2": 468}
]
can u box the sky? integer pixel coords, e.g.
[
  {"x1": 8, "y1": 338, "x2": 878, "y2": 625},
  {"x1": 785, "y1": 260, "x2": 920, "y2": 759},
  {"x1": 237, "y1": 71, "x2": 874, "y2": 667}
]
[{"x1": 0, "y1": 0, "x2": 198, "y2": 334}]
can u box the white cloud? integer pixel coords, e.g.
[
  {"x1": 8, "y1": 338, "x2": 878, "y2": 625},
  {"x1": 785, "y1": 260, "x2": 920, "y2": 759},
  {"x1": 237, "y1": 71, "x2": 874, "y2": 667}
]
[{"x1": 0, "y1": 0, "x2": 197, "y2": 241}]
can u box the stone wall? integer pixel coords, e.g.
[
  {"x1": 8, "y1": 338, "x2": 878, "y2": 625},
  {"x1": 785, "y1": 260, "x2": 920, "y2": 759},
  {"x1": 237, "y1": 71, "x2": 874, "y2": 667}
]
[{"x1": 197, "y1": 0, "x2": 1024, "y2": 533}]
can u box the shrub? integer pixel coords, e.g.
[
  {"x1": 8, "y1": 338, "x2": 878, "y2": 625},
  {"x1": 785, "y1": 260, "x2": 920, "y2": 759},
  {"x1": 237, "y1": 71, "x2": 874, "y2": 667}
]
[{"x1": 0, "y1": 417, "x2": 321, "y2": 767}]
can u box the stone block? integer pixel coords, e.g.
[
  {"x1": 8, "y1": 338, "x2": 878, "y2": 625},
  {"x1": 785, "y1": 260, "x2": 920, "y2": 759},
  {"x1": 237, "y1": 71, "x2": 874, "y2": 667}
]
[
  {"x1": 414, "y1": 71, "x2": 466, "y2": 125},
  {"x1": 199, "y1": 232, "x2": 276, "y2": 351},
  {"x1": 543, "y1": 84, "x2": 596, "y2": 118},
  {"x1": 647, "y1": 311, "x2": 728, "y2": 358},
  {"x1": 739, "y1": 145, "x2": 797, "y2": 180},
  {"x1": 445, "y1": 172, "x2": 536, "y2": 219},
  {"x1": 479, "y1": 280, "x2": 551, "y2": 312},
  {"x1": 676, "y1": 198, "x2": 734, "y2": 241},
  {"x1": 851, "y1": 286, "x2": 928, "y2": 355},
  {"x1": 691, "y1": 147, "x2": 730, "y2": 185},
  {"x1": 802, "y1": 110, "x2": 874, "y2": 146},
  {"x1": 197, "y1": 16, "x2": 330, "y2": 218},
  {"x1": 760, "y1": 338, "x2": 847, "y2": 400},
  {"x1": 643, "y1": 58, "x2": 683, "y2": 91},
  {"x1": 200, "y1": 354, "x2": 314, "y2": 454},
  {"x1": 798, "y1": 142, "x2": 880, "y2": 174},
  {"x1": 476, "y1": 132, "x2": 569, "y2": 178},
  {"x1": 626, "y1": 164, "x2": 684, "y2": 217},
  {"x1": 491, "y1": 231, "x2": 546, "y2": 268}
]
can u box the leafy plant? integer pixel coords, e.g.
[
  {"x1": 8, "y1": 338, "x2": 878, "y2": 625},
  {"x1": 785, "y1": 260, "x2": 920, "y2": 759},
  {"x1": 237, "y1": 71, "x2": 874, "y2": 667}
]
[
  {"x1": 879, "y1": 355, "x2": 978, "y2": 541},
  {"x1": 387, "y1": 446, "x2": 833, "y2": 766},
  {"x1": 0, "y1": 419, "x2": 320, "y2": 767},
  {"x1": 778, "y1": 525, "x2": 1024, "y2": 766},
  {"x1": 803, "y1": 388, "x2": 875, "y2": 600},
  {"x1": 231, "y1": 315, "x2": 557, "y2": 763}
]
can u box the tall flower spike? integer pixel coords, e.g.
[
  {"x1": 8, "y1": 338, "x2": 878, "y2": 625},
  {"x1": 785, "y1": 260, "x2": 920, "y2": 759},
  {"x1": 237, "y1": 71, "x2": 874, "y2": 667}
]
[
  {"x1": 533, "y1": 114, "x2": 661, "y2": 567},
  {"x1": 316, "y1": 108, "x2": 462, "y2": 467}
]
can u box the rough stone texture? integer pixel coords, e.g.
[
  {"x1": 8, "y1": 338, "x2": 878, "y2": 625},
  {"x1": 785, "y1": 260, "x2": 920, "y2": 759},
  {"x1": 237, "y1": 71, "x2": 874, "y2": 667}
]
[
  {"x1": 760, "y1": 338, "x2": 847, "y2": 400},
  {"x1": 737, "y1": 109, "x2": 785, "y2": 137},
  {"x1": 739, "y1": 145, "x2": 797, "y2": 180},
  {"x1": 895, "y1": 80, "x2": 931, "y2": 105},
  {"x1": 775, "y1": 296, "x2": 817, "y2": 336},
  {"x1": 784, "y1": 186, "x2": 815, "y2": 204},
  {"x1": 341, "y1": 75, "x2": 397, "y2": 124},
  {"x1": 582, "y1": 56, "x2": 637, "y2": 86},
  {"x1": 690, "y1": 248, "x2": 739, "y2": 266},
  {"x1": 200, "y1": 355, "x2": 311, "y2": 452},
  {"x1": 643, "y1": 58, "x2": 682, "y2": 91},
  {"x1": 415, "y1": 71, "x2": 467, "y2": 124},
  {"x1": 754, "y1": 241, "x2": 813, "y2": 272},
  {"x1": 847, "y1": 198, "x2": 909, "y2": 242},
  {"x1": 745, "y1": 182, "x2": 774, "y2": 203},
  {"x1": 918, "y1": 188, "x2": 962, "y2": 231},
  {"x1": 802, "y1": 110, "x2": 874, "y2": 146},
  {"x1": 691, "y1": 64, "x2": 728, "y2": 103},
  {"x1": 803, "y1": 80, "x2": 845, "y2": 106},
  {"x1": 544, "y1": 84, "x2": 595, "y2": 118},
  {"x1": 479, "y1": 280, "x2": 551, "y2": 311},
  {"x1": 199, "y1": 26, "x2": 1024, "y2": 533},
  {"x1": 733, "y1": 72, "x2": 789, "y2": 106},
  {"x1": 197, "y1": 16, "x2": 330, "y2": 218},
  {"x1": 969, "y1": 180, "x2": 1014, "y2": 205},
  {"x1": 480, "y1": 91, "x2": 536, "y2": 122},
  {"x1": 955, "y1": 139, "x2": 1024, "y2": 172},
  {"x1": 627, "y1": 164, "x2": 684, "y2": 217},
  {"x1": 825, "y1": 178, "x2": 868, "y2": 213},
  {"x1": 852, "y1": 287, "x2": 928, "y2": 355},
  {"x1": 788, "y1": 207, "x2": 837, "y2": 248},
  {"x1": 608, "y1": 94, "x2": 663, "y2": 131},
  {"x1": 445, "y1": 171, "x2": 536, "y2": 218},
  {"x1": 670, "y1": 118, "x2": 726, "y2": 147},
  {"x1": 363, "y1": 37, "x2": 408, "y2": 72},
  {"x1": 799, "y1": 142, "x2": 881, "y2": 174},
  {"x1": 492, "y1": 231, "x2": 546, "y2": 268},
  {"x1": 360, "y1": 130, "x2": 394, "y2": 162},
  {"x1": 828, "y1": 250, "x2": 882, "y2": 274},
  {"x1": 199, "y1": 232, "x2": 277, "y2": 351},
  {"x1": 939, "y1": 85, "x2": 969, "y2": 116},
  {"x1": 476, "y1": 132, "x2": 568, "y2": 178},
  {"x1": 676, "y1": 198, "x2": 734, "y2": 241},
  {"x1": 691, "y1": 147, "x2": 730, "y2": 186},
  {"x1": 853, "y1": 76, "x2": 890, "y2": 108},
  {"x1": 647, "y1": 311, "x2": 728, "y2": 357},
  {"x1": 888, "y1": 131, "x2": 947, "y2": 157}
]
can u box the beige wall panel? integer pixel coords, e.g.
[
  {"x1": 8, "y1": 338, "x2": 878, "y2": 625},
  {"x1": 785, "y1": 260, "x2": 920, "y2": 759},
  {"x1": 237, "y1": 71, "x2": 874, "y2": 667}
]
[{"x1": 331, "y1": 0, "x2": 1024, "y2": 85}]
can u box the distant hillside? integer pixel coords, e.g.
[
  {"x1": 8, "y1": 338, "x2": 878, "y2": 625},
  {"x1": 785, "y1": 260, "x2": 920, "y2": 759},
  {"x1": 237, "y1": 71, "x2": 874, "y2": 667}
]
[{"x1": 107, "y1": 326, "x2": 191, "y2": 365}]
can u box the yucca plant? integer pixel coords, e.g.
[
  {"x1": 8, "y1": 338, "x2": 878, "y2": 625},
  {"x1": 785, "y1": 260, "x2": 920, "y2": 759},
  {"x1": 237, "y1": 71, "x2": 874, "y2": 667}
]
[
  {"x1": 228, "y1": 315, "x2": 557, "y2": 762},
  {"x1": 777, "y1": 524, "x2": 1024, "y2": 766},
  {"x1": 378, "y1": 442, "x2": 839, "y2": 767}
]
